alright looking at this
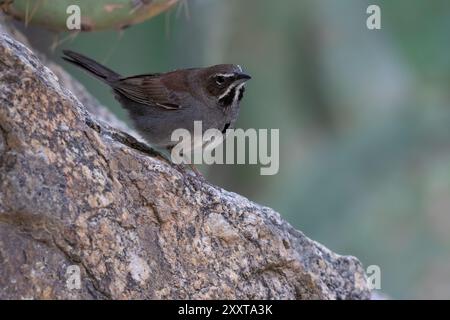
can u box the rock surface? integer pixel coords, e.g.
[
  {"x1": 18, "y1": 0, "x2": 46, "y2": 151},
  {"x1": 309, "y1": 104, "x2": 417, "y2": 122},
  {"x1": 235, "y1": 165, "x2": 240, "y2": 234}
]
[{"x1": 0, "y1": 32, "x2": 370, "y2": 299}]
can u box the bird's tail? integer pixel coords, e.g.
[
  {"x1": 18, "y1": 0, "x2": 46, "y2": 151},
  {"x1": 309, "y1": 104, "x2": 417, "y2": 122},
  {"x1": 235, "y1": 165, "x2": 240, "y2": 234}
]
[{"x1": 62, "y1": 50, "x2": 120, "y2": 83}]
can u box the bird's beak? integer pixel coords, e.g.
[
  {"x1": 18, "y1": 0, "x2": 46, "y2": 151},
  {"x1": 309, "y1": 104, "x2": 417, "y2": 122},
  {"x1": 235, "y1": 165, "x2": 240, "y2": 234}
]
[{"x1": 234, "y1": 72, "x2": 252, "y2": 83}]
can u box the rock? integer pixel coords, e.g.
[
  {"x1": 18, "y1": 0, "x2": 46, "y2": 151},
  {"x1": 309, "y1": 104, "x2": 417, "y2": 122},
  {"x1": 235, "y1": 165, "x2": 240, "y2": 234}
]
[{"x1": 0, "y1": 32, "x2": 371, "y2": 299}]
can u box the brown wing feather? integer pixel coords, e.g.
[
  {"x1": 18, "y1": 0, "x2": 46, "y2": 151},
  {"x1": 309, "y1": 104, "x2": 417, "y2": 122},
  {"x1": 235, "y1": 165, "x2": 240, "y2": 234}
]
[{"x1": 111, "y1": 75, "x2": 182, "y2": 110}]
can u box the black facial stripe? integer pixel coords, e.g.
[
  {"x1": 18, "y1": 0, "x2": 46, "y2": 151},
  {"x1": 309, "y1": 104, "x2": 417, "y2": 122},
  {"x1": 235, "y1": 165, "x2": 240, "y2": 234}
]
[
  {"x1": 238, "y1": 86, "x2": 245, "y2": 101},
  {"x1": 218, "y1": 86, "x2": 236, "y2": 107}
]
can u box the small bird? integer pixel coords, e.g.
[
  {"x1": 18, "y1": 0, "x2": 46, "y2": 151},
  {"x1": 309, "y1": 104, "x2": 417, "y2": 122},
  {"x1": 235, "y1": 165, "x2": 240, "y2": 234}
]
[{"x1": 62, "y1": 50, "x2": 251, "y2": 169}]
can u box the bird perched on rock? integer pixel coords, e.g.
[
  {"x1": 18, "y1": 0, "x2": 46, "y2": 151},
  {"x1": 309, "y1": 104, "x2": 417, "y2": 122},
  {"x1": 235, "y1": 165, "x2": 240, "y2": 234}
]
[{"x1": 63, "y1": 50, "x2": 251, "y2": 174}]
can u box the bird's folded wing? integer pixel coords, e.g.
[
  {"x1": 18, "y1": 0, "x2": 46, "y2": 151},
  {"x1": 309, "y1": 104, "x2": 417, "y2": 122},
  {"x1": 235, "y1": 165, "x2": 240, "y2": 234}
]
[{"x1": 112, "y1": 75, "x2": 182, "y2": 110}]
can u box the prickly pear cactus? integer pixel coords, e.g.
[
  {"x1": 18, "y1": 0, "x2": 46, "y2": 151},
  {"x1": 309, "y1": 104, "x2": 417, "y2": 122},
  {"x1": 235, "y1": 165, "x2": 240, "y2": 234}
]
[{"x1": 1, "y1": 0, "x2": 179, "y2": 31}]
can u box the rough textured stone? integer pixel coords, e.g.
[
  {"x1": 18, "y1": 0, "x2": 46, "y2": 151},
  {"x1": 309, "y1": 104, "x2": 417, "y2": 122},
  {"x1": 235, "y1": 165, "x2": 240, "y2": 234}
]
[{"x1": 0, "y1": 32, "x2": 371, "y2": 300}]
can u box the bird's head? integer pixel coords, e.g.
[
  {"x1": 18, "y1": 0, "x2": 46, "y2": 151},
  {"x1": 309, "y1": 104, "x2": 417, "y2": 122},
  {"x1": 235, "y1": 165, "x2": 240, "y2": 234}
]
[{"x1": 200, "y1": 64, "x2": 251, "y2": 108}]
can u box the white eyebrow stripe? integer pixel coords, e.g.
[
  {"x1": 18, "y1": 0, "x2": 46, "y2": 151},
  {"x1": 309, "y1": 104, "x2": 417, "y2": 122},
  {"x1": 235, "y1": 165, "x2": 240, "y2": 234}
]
[{"x1": 216, "y1": 73, "x2": 235, "y2": 78}]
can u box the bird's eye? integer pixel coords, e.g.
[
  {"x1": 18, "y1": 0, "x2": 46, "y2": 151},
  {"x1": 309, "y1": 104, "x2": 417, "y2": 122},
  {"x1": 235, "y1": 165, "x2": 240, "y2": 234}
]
[{"x1": 215, "y1": 76, "x2": 225, "y2": 85}]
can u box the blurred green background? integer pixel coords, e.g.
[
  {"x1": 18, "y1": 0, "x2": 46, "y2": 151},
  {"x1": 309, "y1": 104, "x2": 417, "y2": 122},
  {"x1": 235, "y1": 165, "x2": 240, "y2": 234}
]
[{"x1": 25, "y1": 0, "x2": 450, "y2": 299}]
